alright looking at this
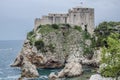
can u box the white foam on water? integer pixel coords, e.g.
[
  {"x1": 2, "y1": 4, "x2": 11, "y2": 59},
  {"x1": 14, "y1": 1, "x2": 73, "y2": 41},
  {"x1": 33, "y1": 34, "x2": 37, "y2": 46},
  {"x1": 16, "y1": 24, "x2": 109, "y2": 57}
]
[
  {"x1": 23, "y1": 75, "x2": 48, "y2": 80},
  {"x1": 40, "y1": 75, "x2": 48, "y2": 79},
  {"x1": 7, "y1": 75, "x2": 20, "y2": 79},
  {"x1": 0, "y1": 75, "x2": 20, "y2": 80}
]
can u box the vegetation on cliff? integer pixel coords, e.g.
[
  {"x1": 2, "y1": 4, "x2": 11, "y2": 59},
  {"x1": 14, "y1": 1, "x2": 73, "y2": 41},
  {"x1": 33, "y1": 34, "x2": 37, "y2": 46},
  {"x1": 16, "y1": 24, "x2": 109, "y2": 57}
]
[
  {"x1": 94, "y1": 21, "x2": 120, "y2": 47},
  {"x1": 27, "y1": 24, "x2": 94, "y2": 57},
  {"x1": 26, "y1": 21, "x2": 120, "y2": 78},
  {"x1": 94, "y1": 21, "x2": 120, "y2": 78},
  {"x1": 100, "y1": 33, "x2": 120, "y2": 78}
]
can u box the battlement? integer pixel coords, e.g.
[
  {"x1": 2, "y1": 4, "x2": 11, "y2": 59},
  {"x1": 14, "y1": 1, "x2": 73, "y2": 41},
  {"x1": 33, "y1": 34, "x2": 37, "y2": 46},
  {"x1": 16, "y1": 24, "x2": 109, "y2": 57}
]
[
  {"x1": 48, "y1": 13, "x2": 68, "y2": 17},
  {"x1": 34, "y1": 6, "x2": 94, "y2": 34},
  {"x1": 69, "y1": 7, "x2": 94, "y2": 13}
]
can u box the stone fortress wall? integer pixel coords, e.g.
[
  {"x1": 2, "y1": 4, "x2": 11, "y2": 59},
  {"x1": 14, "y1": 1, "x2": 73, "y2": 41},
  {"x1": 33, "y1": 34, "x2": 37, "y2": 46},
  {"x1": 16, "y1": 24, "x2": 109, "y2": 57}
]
[{"x1": 34, "y1": 6, "x2": 94, "y2": 34}]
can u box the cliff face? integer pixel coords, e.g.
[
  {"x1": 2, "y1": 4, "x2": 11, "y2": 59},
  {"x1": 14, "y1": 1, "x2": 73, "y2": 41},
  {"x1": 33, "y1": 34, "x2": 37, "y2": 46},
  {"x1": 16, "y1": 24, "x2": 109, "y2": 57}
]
[
  {"x1": 31, "y1": 24, "x2": 94, "y2": 65},
  {"x1": 11, "y1": 22, "x2": 120, "y2": 79},
  {"x1": 12, "y1": 24, "x2": 96, "y2": 79}
]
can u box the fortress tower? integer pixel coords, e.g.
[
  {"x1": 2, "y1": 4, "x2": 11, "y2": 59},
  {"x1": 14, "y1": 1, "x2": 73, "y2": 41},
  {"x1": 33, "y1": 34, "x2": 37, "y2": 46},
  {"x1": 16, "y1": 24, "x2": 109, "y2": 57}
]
[{"x1": 34, "y1": 6, "x2": 94, "y2": 34}]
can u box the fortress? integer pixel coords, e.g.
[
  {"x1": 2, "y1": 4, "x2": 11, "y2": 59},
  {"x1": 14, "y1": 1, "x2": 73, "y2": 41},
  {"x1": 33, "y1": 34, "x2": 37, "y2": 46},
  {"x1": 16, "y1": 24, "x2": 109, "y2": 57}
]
[{"x1": 34, "y1": 6, "x2": 94, "y2": 34}]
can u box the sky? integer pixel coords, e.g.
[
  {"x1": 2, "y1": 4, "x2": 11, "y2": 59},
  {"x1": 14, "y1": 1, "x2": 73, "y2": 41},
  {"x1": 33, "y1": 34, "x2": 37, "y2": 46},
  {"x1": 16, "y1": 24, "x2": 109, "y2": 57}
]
[{"x1": 0, "y1": 0, "x2": 120, "y2": 40}]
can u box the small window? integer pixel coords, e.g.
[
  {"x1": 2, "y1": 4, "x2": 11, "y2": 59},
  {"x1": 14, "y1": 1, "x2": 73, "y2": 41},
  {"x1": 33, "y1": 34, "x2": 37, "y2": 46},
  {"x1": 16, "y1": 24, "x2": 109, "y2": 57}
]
[{"x1": 85, "y1": 24, "x2": 88, "y2": 32}]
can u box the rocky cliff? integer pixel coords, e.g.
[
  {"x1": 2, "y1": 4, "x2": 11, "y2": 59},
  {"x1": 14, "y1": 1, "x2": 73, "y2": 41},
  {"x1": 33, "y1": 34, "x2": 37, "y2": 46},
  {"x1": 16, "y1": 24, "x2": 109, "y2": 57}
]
[{"x1": 11, "y1": 24, "x2": 98, "y2": 79}]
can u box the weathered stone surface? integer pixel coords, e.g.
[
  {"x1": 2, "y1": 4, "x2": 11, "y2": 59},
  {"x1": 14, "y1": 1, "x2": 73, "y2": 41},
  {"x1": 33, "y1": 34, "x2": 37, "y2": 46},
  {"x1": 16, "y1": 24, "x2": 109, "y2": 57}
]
[
  {"x1": 44, "y1": 59, "x2": 64, "y2": 68},
  {"x1": 12, "y1": 24, "x2": 97, "y2": 79},
  {"x1": 34, "y1": 7, "x2": 94, "y2": 34},
  {"x1": 21, "y1": 60, "x2": 39, "y2": 78},
  {"x1": 11, "y1": 54, "x2": 23, "y2": 67},
  {"x1": 85, "y1": 40, "x2": 91, "y2": 46},
  {"x1": 80, "y1": 48, "x2": 101, "y2": 67},
  {"x1": 58, "y1": 62, "x2": 83, "y2": 78},
  {"x1": 89, "y1": 74, "x2": 120, "y2": 80},
  {"x1": 49, "y1": 72, "x2": 58, "y2": 80},
  {"x1": 92, "y1": 48, "x2": 101, "y2": 64}
]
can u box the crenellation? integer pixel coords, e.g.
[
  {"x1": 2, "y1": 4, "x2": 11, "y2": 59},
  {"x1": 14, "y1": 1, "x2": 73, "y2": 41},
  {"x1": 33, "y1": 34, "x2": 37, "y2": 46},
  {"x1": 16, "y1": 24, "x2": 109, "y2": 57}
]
[{"x1": 34, "y1": 6, "x2": 95, "y2": 34}]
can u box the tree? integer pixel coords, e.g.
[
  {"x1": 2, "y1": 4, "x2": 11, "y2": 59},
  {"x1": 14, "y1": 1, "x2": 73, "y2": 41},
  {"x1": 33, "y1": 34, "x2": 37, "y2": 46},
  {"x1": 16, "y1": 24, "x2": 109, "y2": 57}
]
[{"x1": 100, "y1": 33, "x2": 120, "y2": 78}]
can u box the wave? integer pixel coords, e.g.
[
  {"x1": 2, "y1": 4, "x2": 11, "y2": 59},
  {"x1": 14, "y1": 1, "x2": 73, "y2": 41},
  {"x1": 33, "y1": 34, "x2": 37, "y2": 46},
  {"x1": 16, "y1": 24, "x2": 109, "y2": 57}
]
[
  {"x1": 0, "y1": 75, "x2": 20, "y2": 80},
  {"x1": 0, "y1": 75, "x2": 48, "y2": 80},
  {"x1": 40, "y1": 75, "x2": 48, "y2": 79},
  {"x1": 0, "y1": 48, "x2": 13, "y2": 51},
  {"x1": 23, "y1": 75, "x2": 48, "y2": 80}
]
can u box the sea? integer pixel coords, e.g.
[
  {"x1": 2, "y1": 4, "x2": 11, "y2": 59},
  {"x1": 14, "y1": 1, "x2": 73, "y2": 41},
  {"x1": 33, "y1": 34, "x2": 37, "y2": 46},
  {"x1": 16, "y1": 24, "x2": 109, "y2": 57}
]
[{"x1": 0, "y1": 40, "x2": 95, "y2": 80}]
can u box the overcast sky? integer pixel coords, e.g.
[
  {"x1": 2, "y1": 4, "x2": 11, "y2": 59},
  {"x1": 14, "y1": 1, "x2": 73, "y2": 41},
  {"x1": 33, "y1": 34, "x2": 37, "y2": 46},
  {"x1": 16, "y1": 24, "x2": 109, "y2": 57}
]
[{"x1": 0, "y1": 0, "x2": 120, "y2": 40}]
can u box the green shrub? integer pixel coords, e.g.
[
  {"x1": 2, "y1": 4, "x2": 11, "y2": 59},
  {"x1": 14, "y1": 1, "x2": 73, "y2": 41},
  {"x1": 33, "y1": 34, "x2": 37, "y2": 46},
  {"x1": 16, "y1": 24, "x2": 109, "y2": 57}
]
[
  {"x1": 82, "y1": 31, "x2": 91, "y2": 40},
  {"x1": 94, "y1": 21, "x2": 120, "y2": 47},
  {"x1": 100, "y1": 33, "x2": 120, "y2": 77},
  {"x1": 52, "y1": 24, "x2": 59, "y2": 29},
  {"x1": 83, "y1": 47, "x2": 93, "y2": 59},
  {"x1": 91, "y1": 36, "x2": 97, "y2": 48},
  {"x1": 36, "y1": 25, "x2": 42, "y2": 30},
  {"x1": 48, "y1": 43, "x2": 55, "y2": 53},
  {"x1": 61, "y1": 24, "x2": 71, "y2": 28},
  {"x1": 34, "y1": 40, "x2": 45, "y2": 51},
  {"x1": 74, "y1": 25, "x2": 82, "y2": 32},
  {"x1": 27, "y1": 30, "x2": 35, "y2": 45},
  {"x1": 27, "y1": 30, "x2": 34, "y2": 39}
]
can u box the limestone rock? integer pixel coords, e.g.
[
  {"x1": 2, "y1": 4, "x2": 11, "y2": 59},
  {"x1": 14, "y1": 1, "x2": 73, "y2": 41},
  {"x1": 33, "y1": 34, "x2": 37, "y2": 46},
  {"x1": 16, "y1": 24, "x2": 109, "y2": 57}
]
[
  {"x1": 85, "y1": 40, "x2": 91, "y2": 46},
  {"x1": 58, "y1": 62, "x2": 83, "y2": 78},
  {"x1": 49, "y1": 72, "x2": 58, "y2": 80},
  {"x1": 21, "y1": 60, "x2": 39, "y2": 78},
  {"x1": 81, "y1": 48, "x2": 102, "y2": 67},
  {"x1": 89, "y1": 74, "x2": 120, "y2": 80},
  {"x1": 92, "y1": 48, "x2": 101, "y2": 64},
  {"x1": 11, "y1": 54, "x2": 23, "y2": 67},
  {"x1": 44, "y1": 59, "x2": 64, "y2": 68},
  {"x1": 12, "y1": 24, "x2": 97, "y2": 79}
]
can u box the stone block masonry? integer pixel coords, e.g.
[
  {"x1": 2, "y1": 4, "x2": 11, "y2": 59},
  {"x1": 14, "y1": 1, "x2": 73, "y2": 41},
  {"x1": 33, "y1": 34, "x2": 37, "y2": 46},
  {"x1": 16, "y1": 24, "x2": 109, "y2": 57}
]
[{"x1": 34, "y1": 6, "x2": 94, "y2": 34}]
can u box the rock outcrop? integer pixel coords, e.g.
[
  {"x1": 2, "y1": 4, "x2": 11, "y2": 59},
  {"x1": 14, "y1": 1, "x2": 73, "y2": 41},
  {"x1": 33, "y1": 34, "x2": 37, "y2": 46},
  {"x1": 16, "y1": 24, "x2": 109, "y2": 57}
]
[
  {"x1": 12, "y1": 24, "x2": 96, "y2": 79},
  {"x1": 89, "y1": 74, "x2": 120, "y2": 80},
  {"x1": 81, "y1": 48, "x2": 101, "y2": 67},
  {"x1": 49, "y1": 72, "x2": 59, "y2": 80},
  {"x1": 21, "y1": 60, "x2": 39, "y2": 78},
  {"x1": 58, "y1": 62, "x2": 83, "y2": 78}
]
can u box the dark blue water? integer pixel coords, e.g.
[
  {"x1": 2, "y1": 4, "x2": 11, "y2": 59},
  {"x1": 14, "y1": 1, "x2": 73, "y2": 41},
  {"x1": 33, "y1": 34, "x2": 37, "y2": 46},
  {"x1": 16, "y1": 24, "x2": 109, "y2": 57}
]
[
  {"x1": 0, "y1": 40, "x2": 95, "y2": 80},
  {"x1": 0, "y1": 40, "x2": 23, "y2": 80},
  {"x1": 0, "y1": 40, "x2": 62, "y2": 80}
]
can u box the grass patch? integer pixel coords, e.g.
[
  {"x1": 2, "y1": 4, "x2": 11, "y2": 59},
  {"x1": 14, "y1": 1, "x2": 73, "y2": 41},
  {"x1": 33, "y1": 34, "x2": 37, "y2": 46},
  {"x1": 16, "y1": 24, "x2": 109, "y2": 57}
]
[
  {"x1": 82, "y1": 31, "x2": 91, "y2": 40},
  {"x1": 27, "y1": 30, "x2": 36, "y2": 45},
  {"x1": 74, "y1": 25, "x2": 82, "y2": 32},
  {"x1": 38, "y1": 25, "x2": 58, "y2": 34}
]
